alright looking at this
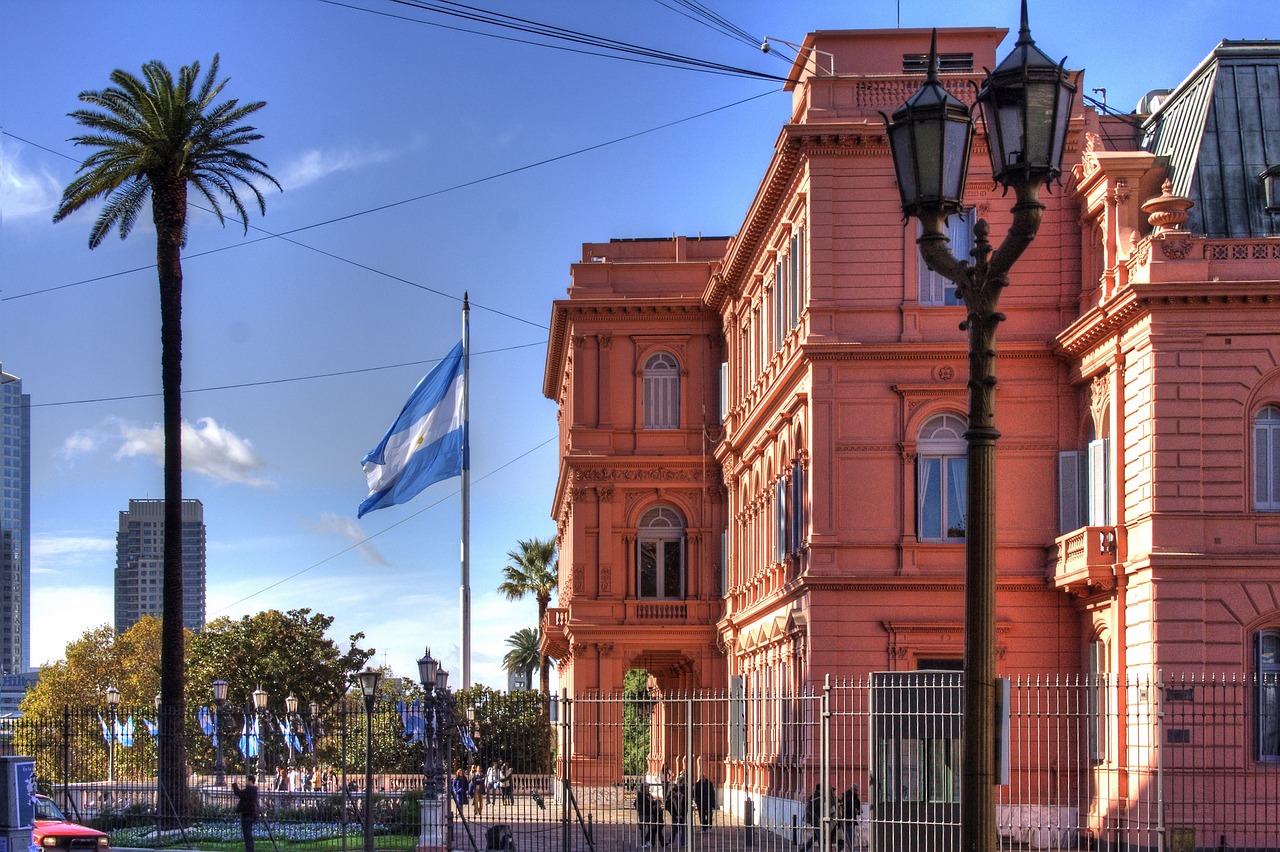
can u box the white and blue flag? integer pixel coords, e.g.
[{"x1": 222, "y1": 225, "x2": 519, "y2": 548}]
[{"x1": 359, "y1": 341, "x2": 466, "y2": 518}]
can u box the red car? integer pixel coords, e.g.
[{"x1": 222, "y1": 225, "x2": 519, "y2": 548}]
[{"x1": 32, "y1": 795, "x2": 109, "y2": 852}]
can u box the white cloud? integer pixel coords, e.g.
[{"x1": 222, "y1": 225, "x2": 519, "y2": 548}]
[
  {"x1": 309, "y1": 511, "x2": 389, "y2": 566},
  {"x1": 275, "y1": 145, "x2": 396, "y2": 191},
  {"x1": 0, "y1": 143, "x2": 62, "y2": 219},
  {"x1": 31, "y1": 534, "x2": 115, "y2": 571},
  {"x1": 61, "y1": 416, "x2": 274, "y2": 487}
]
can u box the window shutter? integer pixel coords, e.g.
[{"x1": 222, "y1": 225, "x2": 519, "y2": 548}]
[
  {"x1": 719, "y1": 361, "x2": 729, "y2": 425},
  {"x1": 1088, "y1": 438, "x2": 1110, "y2": 526},
  {"x1": 1059, "y1": 450, "x2": 1084, "y2": 533}
]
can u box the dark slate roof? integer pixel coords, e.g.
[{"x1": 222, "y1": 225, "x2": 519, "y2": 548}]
[{"x1": 1142, "y1": 40, "x2": 1280, "y2": 238}]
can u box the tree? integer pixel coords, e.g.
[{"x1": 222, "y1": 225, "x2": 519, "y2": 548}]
[
  {"x1": 18, "y1": 618, "x2": 170, "y2": 784},
  {"x1": 498, "y1": 537, "x2": 558, "y2": 693},
  {"x1": 502, "y1": 627, "x2": 542, "y2": 690},
  {"x1": 53, "y1": 55, "x2": 278, "y2": 824}
]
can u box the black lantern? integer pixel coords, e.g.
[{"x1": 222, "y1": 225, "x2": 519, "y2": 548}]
[
  {"x1": 1262, "y1": 165, "x2": 1280, "y2": 214},
  {"x1": 975, "y1": 0, "x2": 1075, "y2": 189},
  {"x1": 884, "y1": 29, "x2": 974, "y2": 220},
  {"x1": 417, "y1": 648, "x2": 439, "y2": 689}
]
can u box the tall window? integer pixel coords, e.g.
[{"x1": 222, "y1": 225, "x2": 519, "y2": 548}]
[
  {"x1": 1088, "y1": 639, "x2": 1111, "y2": 763},
  {"x1": 1255, "y1": 405, "x2": 1280, "y2": 511},
  {"x1": 918, "y1": 414, "x2": 967, "y2": 541},
  {"x1": 919, "y1": 209, "x2": 974, "y2": 306},
  {"x1": 773, "y1": 459, "x2": 806, "y2": 562},
  {"x1": 643, "y1": 352, "x2": 680, "y2": 429},
  {"x1": 637, "y1": 505, "x2": 685, "y2": 599},
  {"x1": 1259, "y1": 629, "x2": 1280, "y2": 761}
]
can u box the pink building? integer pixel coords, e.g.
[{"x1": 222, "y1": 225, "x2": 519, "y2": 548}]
[{"x1": 543, "y1": 24, "x2": 1280, "y2": 845}]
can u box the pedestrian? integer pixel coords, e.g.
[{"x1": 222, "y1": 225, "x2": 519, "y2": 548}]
[
  {"x1": 800, "y1": 784, "x2": 823, "y2": 851},
  {"x1": 451, "y1": 769, "x2": 468, "y2": 811},
  {"x1": 485, "y1": 760, "x2": 502, "y2": 797},
  {"x1": 692, "y1": 772, "x2": 715, "y2": 832},
  {"x1": 635, "y1": 782, "x2": 659, "y2": 848},
  {"x1": 499, "y1": 761, "x2": 514, "y2": 806},
  {"x1": 232, "y1": 776, "x2": 258, "y2": 852},
  {"x1": 666, "y1": 773, "x2": 688, "y2": 849},
  {"x1": 839, "y1": 785, "x2": 860, "y2": 849},
  {"x1": 468, "y1": 764, "x2": 485, "y2": 814}
]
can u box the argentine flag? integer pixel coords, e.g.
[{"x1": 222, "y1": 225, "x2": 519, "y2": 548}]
[{"x1": 359, "y1": 341, "x2": 466, "y2": 518}]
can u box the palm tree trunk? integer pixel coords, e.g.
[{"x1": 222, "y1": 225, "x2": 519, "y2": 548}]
[
  {"x1": 537, "y1": 596, "x2": 551, "y2": 695},
  {"x1": 154, "y1": 175, "x2": 188, "y2": 827}
]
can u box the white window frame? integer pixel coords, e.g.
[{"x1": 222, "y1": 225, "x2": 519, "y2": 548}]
[
  {"x1": 918, "y1": 209, "x2": 974, "y2": 306},
  {"x1": 918, "y1": 414, "x2": 968, "y2": 542},
  {"x1": 643, "y1": 352, "x2": 680, "y2": 430},
  {"x1": 636, "y1": 505, "x2": 685, "y2": 599},
  {"x1": 1255, "y1": 405, "x2": 1280, "y2": 511}
]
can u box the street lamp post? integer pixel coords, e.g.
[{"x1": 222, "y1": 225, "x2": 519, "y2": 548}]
[
  {"x1": 252, "y1": 686, "x2": 268, "y2": 784},
  {"x1": 884, "y1": 6, "x2": 1074, "y2": 852},
  {"x1": 212, "y1": 680, "x2": 228, "y2": 786},
  {"x1": 106, "y1": 686, "x2": 120, "y2": 783},
  {"x1": 416, "y1": 648, "x2": 454, "y2": 852},
  {"x1": 355, "y1": 669, "x2": 382, "y2": 852},
  {"x1": 285, "y1": 694, "x2": 299, "y2": 768}
]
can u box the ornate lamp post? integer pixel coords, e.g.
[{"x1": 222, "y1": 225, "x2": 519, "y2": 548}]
[
  {"x1": 417, "y1": 648, "x2": 455, "y2": 852},
  {"x1": 355, "y1": 669, "x2": 382, "y2": 852},
  {"x1": 252, "y1": 686, "x2": 268, "y2": 783},
  {"x1": 285, "y1": 693, "x2": 299, "y2": 767},
  {"x1": 211, "y1": 679, "x2": 228, "y2": 786},
  {"x1": 885, "y1": 6, "x2": 1074, "y2": 852},
  {"x1": 106, "y1": 686, "x2": 120, "y2": 783}
]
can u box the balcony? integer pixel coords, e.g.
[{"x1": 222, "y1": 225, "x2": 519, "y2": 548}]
[{"x1": 1049, "y1": 526, "x2": 1118, "y2": 597}]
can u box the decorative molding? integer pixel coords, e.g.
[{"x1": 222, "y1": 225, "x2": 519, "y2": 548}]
[
  {"x1": 1159, "y1": 233, "x2": 1194, "y2": 260},
  {"x1": 600, "y1": 565, "x2": 611, "y2": 595}
]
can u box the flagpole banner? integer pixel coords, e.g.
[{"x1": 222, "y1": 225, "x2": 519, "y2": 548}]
[{"x1": 358, "y1": 341, "x2": 466, "y2": 518}]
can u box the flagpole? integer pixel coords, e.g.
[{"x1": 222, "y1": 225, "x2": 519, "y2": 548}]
[{"x1": 461, "y1": 293, "x2": 472, "y2": 688}]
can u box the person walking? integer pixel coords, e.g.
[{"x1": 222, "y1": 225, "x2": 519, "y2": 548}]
[
  {"x1": 692, "y1": 772, "x2": 716, "y2": 832},
  {"x1": 232, "y1": 776, "x2": 258, "y2": 852},
  {"x1": 450, "y1": 769, "x2": 469, "y2": 811},
  {"x1": 666, "y1": 772, "x2": 688, "y2": 849}
]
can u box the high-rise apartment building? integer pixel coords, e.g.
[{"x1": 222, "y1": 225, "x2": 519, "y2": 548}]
[
  {"x1": 115, "y1": 498, "x2": 206, "y2": 633},
  {"x1": 0, "y1": 364, "x2": 31, "y2": 675}
]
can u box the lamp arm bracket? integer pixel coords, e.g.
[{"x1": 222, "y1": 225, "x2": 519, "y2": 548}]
[
  {"x1": 988, "y1": 184, "x2": 1047, "y2": 280},
  {"x1": 917, "y1": 227, "x2": 971, "y2": 288}
]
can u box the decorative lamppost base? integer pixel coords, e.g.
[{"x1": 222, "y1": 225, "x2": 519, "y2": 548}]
[{"x1": 417, "y1": 794, "x2": 446, "y2": 852}]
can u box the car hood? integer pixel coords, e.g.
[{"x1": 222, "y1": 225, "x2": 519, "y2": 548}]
[{"x1": 34, "y1": 820, "x2": 107, "y2": 839}]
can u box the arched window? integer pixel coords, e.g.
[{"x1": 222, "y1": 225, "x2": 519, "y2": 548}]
[
  {"x1": 918, "y1": 414, "x2": 967, "y2": 541},
  {"x1": 1254, "y1": 405, "x2": 1280, "y2": 511},
  {"x1": 643, "y1": 352, "x2": 680, "y2": 429},
  {"x1": 1259, "y1": 628, "x2": 1280, "y2": 761},
  {"x1": 637, "y1": 505, "x2": 685, "y2": 599}
]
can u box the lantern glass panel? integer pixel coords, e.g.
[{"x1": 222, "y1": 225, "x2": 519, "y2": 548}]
[
  {"x1": 890, "y1": 124, "x2": 918, "y2": 206},
  {"x1": 943, "y1": 119, "x2": 970, "y2": 200}
]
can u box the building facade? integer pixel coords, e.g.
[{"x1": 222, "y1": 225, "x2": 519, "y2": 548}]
[
  {"x1": 115, "y1": 498, "x2": 206, "y2": 634},
  {"x1": 542, "y1": 24, "x2": 1280, "y2": 836},
  {"x1": 0, "y1": 365, "x2": 30, "y2": 676}
]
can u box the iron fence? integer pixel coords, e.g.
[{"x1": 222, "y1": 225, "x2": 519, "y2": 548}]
[{"x1": 7, "y1": 673, "x2": 1277, "y2": 851}]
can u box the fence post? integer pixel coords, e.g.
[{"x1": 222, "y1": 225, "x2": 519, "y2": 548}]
[
  {"x1": 561, "y1": 689, "x2": 570, "y2": 852},
  {"x1": 821, "y1": 674, "x2": 831, "y2": 852},
  {"x1": 62, "y1": 706, "x2": 70, "y2": 810},
  {"x1": 686, "y1": 692, "x2": 694, "y2": 852},
  {"x1": 1156, "y1": 671, "x2": 1165, "y2": 852}
]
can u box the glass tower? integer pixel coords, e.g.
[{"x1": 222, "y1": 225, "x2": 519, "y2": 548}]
[
  {"x1": 115, "y1": 498, "x2": 206, "y2": 633},
  {"x1": 0, "y1": 365, "x2": 31, "y2": 674}
]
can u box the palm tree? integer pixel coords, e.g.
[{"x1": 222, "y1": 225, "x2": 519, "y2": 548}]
[
  {"x1": 53, "y1": 55, "x2": 277, "y2": 825},
  {"x1": 502, "y1": 627, "x2": 543, "y2": 690},
  {"x1": 498, "y1": 537, "x2": 558, "y2": 694}
]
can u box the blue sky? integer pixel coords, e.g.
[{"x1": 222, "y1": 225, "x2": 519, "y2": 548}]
[{"x1": 3, "y1": 0, "x2": 1278, "y2": 692}]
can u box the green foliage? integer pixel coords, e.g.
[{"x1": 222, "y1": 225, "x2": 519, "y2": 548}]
[
  {"x1": 185, "y1": 609, "x2": 373, "y2": 777},
  {"x1": 453, "y1": 684, "x2": 553, "y2": 774},
  {"x1": 498, "y1": 537, "x2": 559, "y2": 693},
  {"x1": 17, "y1": 618, "x2": 167, "y2": 783},
  {"x1": 502, "y1": 627, "x2": 540, "y2": 684},
  {"x1": 622, "y1": 669, "x2": 654, "y2": 776}
]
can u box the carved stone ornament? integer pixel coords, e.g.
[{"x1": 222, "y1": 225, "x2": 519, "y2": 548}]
[
  {"x1": 1141, "y1": 179, "x2": 1194, "y2": 231},
  {"x1": 1081, "y1": 132, "x2": 1102, "y2": 177},
  {"x1": 1158, "y1": 233, "x2": 1194, "y2": 260},
  {"x1": 1090, "y1": 374, "x2": 1110, "y2": 424}
]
